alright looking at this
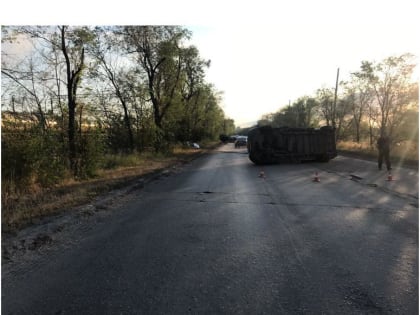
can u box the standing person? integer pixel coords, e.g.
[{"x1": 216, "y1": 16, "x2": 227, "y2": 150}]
[{"x1": 377, "y1": 134, "x2": 391, "y2": 171}]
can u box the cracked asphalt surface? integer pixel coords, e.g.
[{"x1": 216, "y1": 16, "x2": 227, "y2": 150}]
[{"x1": 2, "y1": 144, "x2": 418, "y2": 314}]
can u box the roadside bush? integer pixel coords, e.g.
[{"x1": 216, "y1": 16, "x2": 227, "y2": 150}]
[
  {"x1": 1, "y1": 128, "x2": 67, "y2": 195},
  {"x1": 2, "y1": 132, "x2": 35, "y2": 194},
  {"x1": 33, "y1": 131, "x2": 67, "y2": 187},
  {"x1": 76, "y1": 130, "x2": 106, "y2": 179}
]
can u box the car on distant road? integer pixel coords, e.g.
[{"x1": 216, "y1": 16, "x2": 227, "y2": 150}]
[
  {"x1": 234, "y1": 136, "x2": 247, "y2": 148},
  {"x1": 228, "y1": 136, "x2": 237, "y2": 143}
]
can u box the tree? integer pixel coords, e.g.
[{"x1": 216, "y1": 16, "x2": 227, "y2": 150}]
[
  {"x1": 266, "y1": 97, "x2": 318, "y2": 128},
  {"x1": 178, "y1": 45, "x2": 210, "y2": 141},
  {"x1": 120, "y1": 26, "x2": 191, "y2": 149},
  {"x1": 222, "y1": 118, "x2": 235, "y2": 135},
  {"x1": 344, "y1": 70, "x2": 375, "y2": 143},
  {"x1": 17, "y1": 26, "x2": 95, "y2": 175},
  {"x1": 360, "y1": 54, "x2": 417, "y2": 139},
  {"x1": 257, "y1": 113, "x2": 274, "y2": 127},
  {"x1": 1, "y1": 24, "x2": 234, "y2": 195},
  {"x1": 334, "y1": 95, "x2": 352, "y2": 141},
  {"x1": 1, "y1": 55, "x2": 49, "y2": 131},
  {"x1": 57, "y1": 26, "x2": 90, "y2": 174},
  {"x1": 90, "y1": 27, "x2": 135, "y2": 152},
  {"x1": 291, "y1": 97, "x2": 318, "y2": 127},
  {"x1": 1, "y1": 29, "x2": 57, "y2": 132},
  {"x1": 316, "y1": 87, "x2": 335, "y2": 127}
]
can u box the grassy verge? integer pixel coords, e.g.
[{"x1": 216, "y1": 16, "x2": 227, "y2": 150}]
[
  {"x1": 337, "y1": 140, "x2": 419, "y2": 169},
  {"x1": 2, "y1": 143, "x2": 219, "y2": 233}
]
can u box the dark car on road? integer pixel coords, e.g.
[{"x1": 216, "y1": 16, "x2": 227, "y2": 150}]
[{"x1": 234, "y1": 136, "x2": 247, "y2": 148}]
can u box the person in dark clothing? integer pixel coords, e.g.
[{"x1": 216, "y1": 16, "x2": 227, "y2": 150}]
[{"x1": 377, "y1": 134, "x2": 391, "y2": 171}]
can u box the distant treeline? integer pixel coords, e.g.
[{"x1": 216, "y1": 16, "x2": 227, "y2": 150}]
[{"x1": 255, "y1": 53, "x2": 418, "y2": 147}]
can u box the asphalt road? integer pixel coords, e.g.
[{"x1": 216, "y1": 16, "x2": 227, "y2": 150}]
[{"x1": 2, "y1": 144, "x2": 418, "y2": 314}]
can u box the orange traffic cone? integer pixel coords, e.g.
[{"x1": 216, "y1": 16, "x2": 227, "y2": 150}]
[
  {"x1": 313, "y1": 172, "x2": 320, "y2": 182},
  {"x1": 386, "y1": 172, "x2": 394, "y2": 181},
  {"x1": 259, "y1": 170, "x2": 266, "y2": 178}
]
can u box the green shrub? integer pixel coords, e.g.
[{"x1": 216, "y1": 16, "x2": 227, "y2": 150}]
[
  {"x1": 1, "y1": 128, "x2": 67, "y2": 193},
  {"x1": 76, "y1": 130, "x2": 106, "y2": 179}
]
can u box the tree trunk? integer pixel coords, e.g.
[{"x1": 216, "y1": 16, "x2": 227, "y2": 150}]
[
  {"x1": 68, "y1": 101, "x2": 77, "y2": 172},
  {"x1": 121, "y1": 100, "x2": 134, "y2": 152},
  {"x1": 60, "y1": 26, "x2": 84, "y2": 176}
]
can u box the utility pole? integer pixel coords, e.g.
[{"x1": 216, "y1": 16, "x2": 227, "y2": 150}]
[{"x1": 332, "y1": 67, "x2": 340, "y2": 130}]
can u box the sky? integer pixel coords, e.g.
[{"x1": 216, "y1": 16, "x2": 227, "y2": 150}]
[
  {"x1": 1, "y1": 0, "x2": 419, "y2": 127},
  {"x1": 186, "y1": 21, "x2": 419, "y2": 127}
]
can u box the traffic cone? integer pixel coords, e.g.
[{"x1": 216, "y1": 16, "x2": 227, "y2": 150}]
[
  {"x1": 313, "y1": 172, "x2": 320, "y2": 182},
  {"x1": 386, "y1": 172, "x2": 394, "y2": 181},
  {"x1": 259, "y1": 170, "x2": 266, "y2": 178}
]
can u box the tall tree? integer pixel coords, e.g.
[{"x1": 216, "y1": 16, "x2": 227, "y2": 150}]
[
  {"x1": 57, "y1": 26, "x2": 95, "y2": 174},
  {"x1": 344, "y1": 71, "x2": 375, "y2": 143},
  {"x1": 91, "y1": 27, "x2": 135, "y2": 152},
  {"x1": 120, "y1": 26, "x2": 191, "y2": 149},
  {"x1": 178, "y1": 46, "x2": 210, "y2": 140},
  {"x1": 316, "y1": 87, "x2": 335, "y2": 127},
  {"x1": 360, "y1": 54, "x2": 417, "y2": 138}
]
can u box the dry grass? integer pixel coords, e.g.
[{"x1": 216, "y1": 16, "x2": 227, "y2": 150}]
[
  {"x1": 2, "y1": 145, "x2": 213, "y2": 232},
  {"x1": 337, "y1": 140, "x2": 418, "y2": 165}
]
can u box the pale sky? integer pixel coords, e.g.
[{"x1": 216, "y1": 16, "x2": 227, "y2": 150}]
[
  {"x1": 188, "y1": 21, "x2": 419, "y2": 127},
  {"x1": 1, "y1": 0, "x2": 419, "y2": 127}
]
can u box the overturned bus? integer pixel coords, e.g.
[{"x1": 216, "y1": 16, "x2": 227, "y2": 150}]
[{"x1": 247, "y1": 126, "x2": 337, "y2": 165}]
